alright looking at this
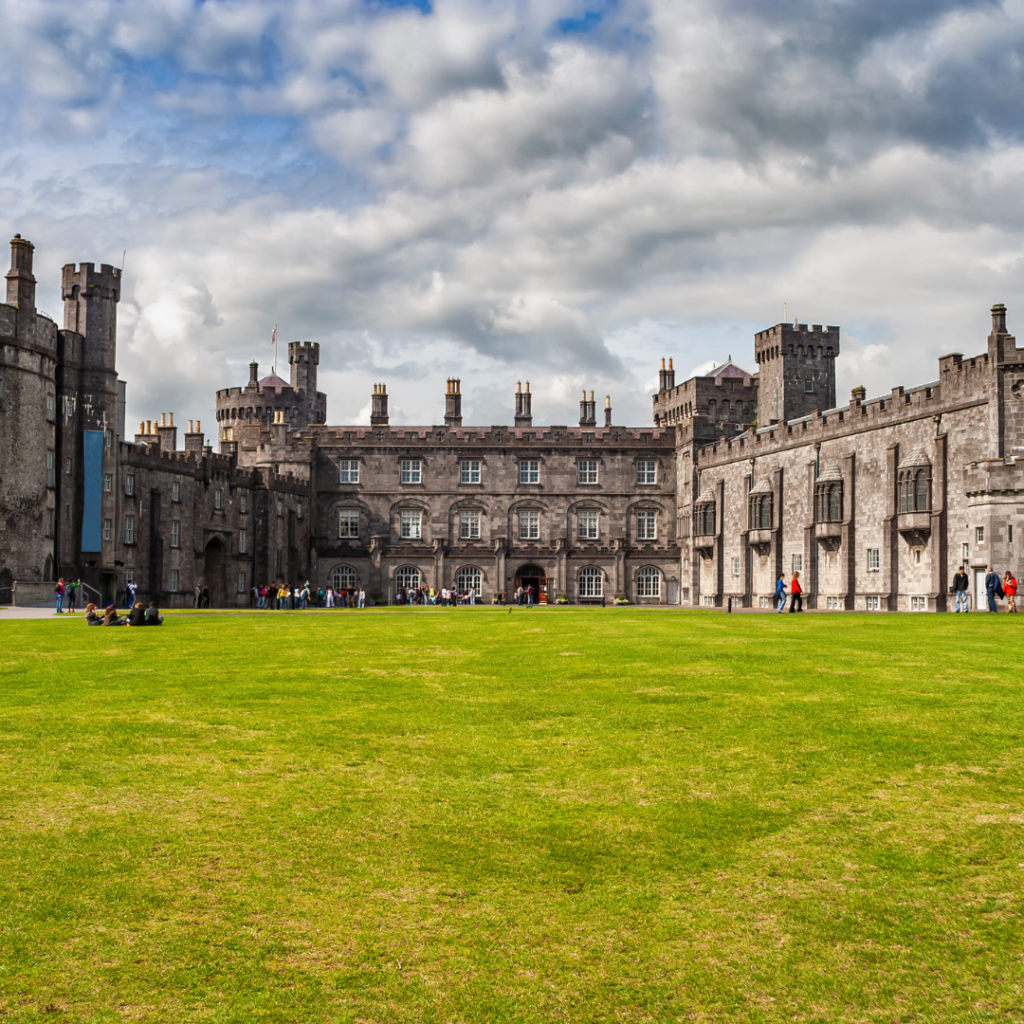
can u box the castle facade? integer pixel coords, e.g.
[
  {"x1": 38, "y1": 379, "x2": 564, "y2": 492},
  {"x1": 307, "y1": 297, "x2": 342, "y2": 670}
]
[{"x1": 4, "y1": 233, "x2": 1022, "y2": 610}]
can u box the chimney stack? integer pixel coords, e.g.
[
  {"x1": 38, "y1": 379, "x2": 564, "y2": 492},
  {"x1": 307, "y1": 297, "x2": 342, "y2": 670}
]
[
  {"x1": 992, "y1": 303, "x2": 1008, "y2": 336},
  {"x1": 157, "y1": 411, "x2": 177, "y2": 453},
  {"x1": 6, "y1": 234, "x2": 36, "y2": 310},
  {"x1": 604, "y1": 394, "x2": 612, "y2": 427},
  {"x1": 515, "y1": 380, "x2": 533, "y2": 427},
  {"x1": 445, "y1": 378, "x2": 462, "y2": 427},
  {"x1": 851, "y1": 384, "x2": 867, "y2": 403},
  {"x1": 249, "y1": 361, "x2": 259, "y2": 386},
  {"x1": 184, "y1": 420, "x2": 204, "y2": 455},
  {"x1": 579, "y1": 390, "x2": 597, "y2": 427},
  {"x1": 371, "y1": 383, "x2": 389, "y2": 426}
]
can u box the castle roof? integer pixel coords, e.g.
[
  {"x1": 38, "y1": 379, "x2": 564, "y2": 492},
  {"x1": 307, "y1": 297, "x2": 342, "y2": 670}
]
[
  {"x1": 258, "y1": 372, "x2": 290, "y2": 390},
  {"x1": 703, "y1": 358, "x2": 754, "y2": 384}
]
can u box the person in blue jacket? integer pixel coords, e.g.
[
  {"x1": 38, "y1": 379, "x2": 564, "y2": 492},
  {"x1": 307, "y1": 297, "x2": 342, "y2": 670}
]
[
  {"x1": 985, "y1": 566, "x2": 1003, "y2": 612},
  {"x1": 775, "y1": 575, "x2": 787, "y2": 613}
]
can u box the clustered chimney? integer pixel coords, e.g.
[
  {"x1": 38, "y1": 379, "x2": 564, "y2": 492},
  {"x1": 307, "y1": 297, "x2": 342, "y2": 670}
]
[
  {"x1": 184, "y1": 420, "x2": 204, "y2": 454},
  {"x1": 579, "y1": 390, "x2": 597, "y2": 427},
  {"x1": 514, "y1": 380, "x2": 533, "y2": 427},
  {"x1": 371, "y1": 383, "x2": 389, "y2": 426},
  {"x1": 444, "y1": 378, "x2": 462, "y2": 427},
  {"x1": 658, "y1": 358, "x2": 676, "y2": 393},
  {"x1": 6, "y1": 234, "x2": 36, "y2": 310},
  {"x1": 156, "y1": 411, "x2": 177, "y2": 453}
]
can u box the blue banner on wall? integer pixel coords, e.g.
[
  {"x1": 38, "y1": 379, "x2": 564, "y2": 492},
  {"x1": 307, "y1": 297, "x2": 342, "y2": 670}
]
[{"x1": 81, "y1": 430, "x2": 103, "y2": 552}]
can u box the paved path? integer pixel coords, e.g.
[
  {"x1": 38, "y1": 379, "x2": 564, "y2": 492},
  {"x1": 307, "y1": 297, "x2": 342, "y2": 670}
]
[{"x1": 0, "y1": 606, "x2": 66, "y2": 619}]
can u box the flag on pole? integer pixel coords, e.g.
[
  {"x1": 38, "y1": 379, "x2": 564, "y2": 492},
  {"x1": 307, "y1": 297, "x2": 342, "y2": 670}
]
[{"x1": 272, "y1": 325, "x2": 278, "y2": 373}]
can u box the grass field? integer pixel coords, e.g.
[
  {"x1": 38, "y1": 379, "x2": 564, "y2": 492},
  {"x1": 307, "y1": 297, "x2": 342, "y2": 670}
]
[{"x1": 1, "y1": 609, "x2": 1022, "y2": 1023}]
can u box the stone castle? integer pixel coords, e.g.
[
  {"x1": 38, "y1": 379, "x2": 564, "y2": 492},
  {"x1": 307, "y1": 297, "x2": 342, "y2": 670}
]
[{"x1": 3, "y1": 234, "x2": 1022, "y2": 610}]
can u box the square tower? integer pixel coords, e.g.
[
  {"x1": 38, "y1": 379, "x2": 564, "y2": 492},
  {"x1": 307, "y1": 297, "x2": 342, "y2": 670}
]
[{"x1": 754, "y1": 323, "x2": 840, "y2": 424}]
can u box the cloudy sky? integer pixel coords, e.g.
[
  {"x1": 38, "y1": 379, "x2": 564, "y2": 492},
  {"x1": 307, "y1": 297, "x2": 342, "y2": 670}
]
[{"x1": 4, "y1": 0, "x2": 1024, "y2": 431}]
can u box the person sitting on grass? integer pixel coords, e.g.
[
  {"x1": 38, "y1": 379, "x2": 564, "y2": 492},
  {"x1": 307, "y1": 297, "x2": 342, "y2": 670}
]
[
  {"x1": 102, "y1": 604, "x2": 125, "y2": 625},
  {"x1": 145, "y1": 601, "x2": 164, "y2": 625},
  {"x1": 84, "y1": 603, "x2": 102, "y2": 626},
  {"x1": 127, "y1": 602, "x2": 147, "y2": 626}
]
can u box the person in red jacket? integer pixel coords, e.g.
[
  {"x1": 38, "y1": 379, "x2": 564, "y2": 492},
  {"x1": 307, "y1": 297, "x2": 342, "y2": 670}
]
[
  {"x1": 1003, "y1": 571, "x2": 1017, "y2": 613},
  {"x1": 789, "y1": 571, "x2": 803, "y2": 613}
]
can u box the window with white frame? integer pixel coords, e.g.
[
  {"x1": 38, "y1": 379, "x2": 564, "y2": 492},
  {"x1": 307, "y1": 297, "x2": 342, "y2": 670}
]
[
  {"x1": 339, "y1": 510, "x2": 359, "y2": 538},
  {"x1": 237, "y1": 572, "x2": 246, "y2": 593},
  {"x1": 636, "y1": 460, "x2": 657, "y2": 485},
  {"x1": 46, "y1": 451, "x2": 54, "y2": 488},
  {"x1": 124, "y1": 569, "x2": 134, "y2": 584},
  {"x1": 866, "y1": 548, "x2": 880, "y2": 571},
  {"x1": 962, "y1": 542, "x2": 969, "y2": 564},
  {"x1": 104, "y1": 473, "x2": 112, "y2": 492},
  {"x1": 792, "y1": 553, "x2": 803, "y2": 573},
  {"x1": 214, "y1": 489, "x2": 222, "y2": 509},
  {"x1": 866, "y1": 596, "x2": 880, "y2": 611},
  {"x1": 45, "y1": 395, "x2": 55, "y2": 421},
  {"x1": 975, "y1": 526, "x2": 985, "y2": 544},
  {"x1": 125, "y1": 474, "x2": 135, "y2": 496},
  {"x1": 518, "y1": 510, "x2": 540, "y2": 540},
  {"x1": 239, "y1": 492, "x2": 247, "y2": 513},
  {"x1": 702, "y1": 595, "x2": 715, "y2": 606},
  {"x1": 759, "y1": 596, "x2": 772, "y2": 608},
  {"x1": 172, "y1": 481, "x2": 180, "y2": 502},
  {"x1": 637, "y1": 510, "x2": 657, "y2": 540},
  {"x1": 64, "y1": 458, "x2": 72, "y2": 475},
  {"x1": 637, "y1": 566, "x2": 661, "y2": 598},
  {"x1": 331, "y1": 565, "x2": 356, "y2": 590},
  {"x1": 456, "y1": 565, "x2": 482, "y2": 596},
  {"x1": 401, "y1": 459, "x2": 421, "y2": 484},
  {"x1": 239, "y1": 530, "x2": 247, "y2": 554},
  {"x1": 170, "y1": 569, "x2": 179, "y2": 592},
  {"x1": 578, "y1": 566, "x2": 603, "y2": 597},
  {"x1": 577, "y1": 510, "x2": 598, "y2": 540},
  {"x1": 577, "y1": 460, "x2": 599, "y2": 485},
  {"x1": 519, "y1": 460, "x2": 540, "y2": 484},
  {"x1": 170, "y1": 520, "x2": 180, "y2": 548},
  {"x1": 460, "y1": 460, "x2": 481, "y2": 484},
  {"x1": 105, "y1": 430, "x2": 112, "y2": 449},
  {"x1": 826, "y1": 596, "x2": 840, "y2": 610},
  {"x1": 339, "y1": 459, "x2": 359, "y2": 483},
  {"x1": 459, "y1": 510, "x2": 481, "y2": 539},
  {"x1": 395, "y1": 566, "x2": 421, "y2": 590},
  {"x1": 124, "y1": 515, "x2": 136, "y2": 544},
  {"x1": 910, "y1": 596, "x2": 927, "y2": 612},
  {"x1": 103, "y1": 518, "x2": 112, "y2": 541},
  {"x1": 732, "y1": 557, "x2": 740, "y2": 577},
  {"x1": 400, "y1": 510, "x2": 422, "y2": 539}
]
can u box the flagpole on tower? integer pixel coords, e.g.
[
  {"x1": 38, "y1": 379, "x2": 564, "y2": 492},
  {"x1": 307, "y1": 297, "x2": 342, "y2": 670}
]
[{"x1": 272, "y1": 325, "x2": 278, "y2": 375}]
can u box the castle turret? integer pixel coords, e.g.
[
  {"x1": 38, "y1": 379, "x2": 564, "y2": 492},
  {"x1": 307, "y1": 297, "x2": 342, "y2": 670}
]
[
  {"x1": 371, "y1": 384, "x2": 389, "y2": 426},
  {"x1": 755, "y1": 323, "x2": 840, "y2": 424},
  {"x1": 6, "y1": 235, "x2": 36, "y2": 310},
  {"x1": 62, "y1": 260, "x2": 121, "y2": 373},
  {"x1": 288, "y1": 341, "x2": 326, "y2": 426},
  {"x1": 445, "y1": 378, "x2": 462, "y2": 427},
  {"x1": 514, "y1": 381, "x2": 533, "y2": 427}
]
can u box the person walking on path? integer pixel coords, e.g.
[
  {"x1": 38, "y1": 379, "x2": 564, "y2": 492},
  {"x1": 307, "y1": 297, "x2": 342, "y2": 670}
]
[
  {"x1": 358, "y1": 587, "x2": 366, "y2": 609},
  {"x1": 952, "y1": 566, "x2": 970, "y2": 612},
  {"x1": 526, "y1": 585, "x2": 534, "y2": 609},
  {"x1": 54, "y1": 578, "x2": 65, "y2": 614},
  {"x1": 788, "y1": 571, "x2": 803, "y2": 613},
  {"x1": 775, "y1": 575, "x2": 787, "y2": 613},
  {"x1": 985, "y1": 566, "x2": 1002, "y2": 612},
  {"x1": 1003, "y1": 571, "x2": 1017, "y2": 613}
]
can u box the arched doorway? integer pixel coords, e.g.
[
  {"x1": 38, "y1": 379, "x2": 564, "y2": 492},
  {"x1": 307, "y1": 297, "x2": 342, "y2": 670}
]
[
  {"x1": 514, "y1": 564, "x2": 548, "y2": 604},
  {"x1": 204, "y1": 538, "x2": 225, "y2": 607}
]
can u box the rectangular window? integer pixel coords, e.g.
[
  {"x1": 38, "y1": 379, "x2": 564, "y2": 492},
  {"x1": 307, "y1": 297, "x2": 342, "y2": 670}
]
[
  {"x1": 460, "y1": 459, "x2": 481, "y2": 484},
  {"x1": 46, "y1": 395, "x2": 55, "y2": 421},
  {"x1": 1010, "y1": 525, "x2": 1014, "y2": 544},
  {"x1": 124, "y1": 569, "x2": 134, "y2": 584},
  {"x1": 577, "y1": 460, "x2": 599, "y2": 485},
  {"x1": 45, "y1": 509, "x2": 54, "y2": 537},
  {"x1": 339, "y1": 459, "x2": 359, "y2": 483},
  {"x1": 64, "y1": 458, "x2": 72, "y2": 475},
  {"x1": 732, "y1": 557, "x2": 740, "y2": 577},
  {"x1": 962, "y1": 542, "x2": 970, "y2": 564},
  {"x1": 297, "y1": 503, "x2": 302, "y2": 519},
  {"x1": 976, "y1": 526, "x2": 985, "y2": 544},
  {"x1": 46, "y1": 451, "x2": 54, "y2": 488},
  {"x1": 124, "y1": 515, "x2": 135, "y2": 544},
  {"x1": 910, "y1": 596, "x2": 927, "y2": 612},
  {"x1": 759, "y1": 596, "x2": 772, "y2": 608},
  {"x1": 460, "y1": 510, "x2": 481, "y2": 539},
  {"x1": 339, "y1": 511, "x2": 359, "y2": 538},
  {"x1": 826, "y1": 596, "x2": 840, "y2": 610},
  {"x1": 866, "y1": 595, "x2": 880, "y2": 611},
  {"x1": 702, "y1": 595, "x2": 716, "y2": 607},
  {"x1": 125, "y1": 474, "x2": 135, "y2": 496},
  {"x1": 105, "y1": 430, "x2": 112, "y2": 449},
  {"x1": 170, "y1": 569, "x2": 179, "y2": 592},
  {"x1": 172, "y1": 481, "x2": 180, "y2": 502},
  {"x1": 519, "y1": 510, "x2": 540, "y2": 540},
  {"x1": 792, "y1": 553, "x2": 803, "y2": 574},
  {"x1": 237, "y1": 573, "x2": 246, "y2": 593},
  {"x1": 866, "y1": 547, "x2": 880, "y2": 571},
  {"x1": 214, "y1": 489, "x2": 222, "y2": 509},
  {"x1": 239, "y1": 492, "x2": 247, "y2": 513},
  {"x1": 636, "y1": 460, "x2": 657, "y2": 485},
  {"x1": 636, "y1": 510, "x2": 657, "y2": 540},
  {"x1": 102, "y1": 518, "x2": 112, "y2": 541},
  {"x1": 519, "y1": 460, "x2": 540, "y2": 484},
  {"x1": 400, "y1": 510, "x2": 422, "y2": 539},
  {"x1": 170, "y1": 520, "x2": 180, "y2": 548},
  {"x1": 239, "y1": 529, "x2": 247, "y2": 554},
  {"x1": 577, "y1": 510, "x2": 598, "y2": 540},
  {"x1": 277, "y1": 499, "x2": 283, "y2": 516},
  {"x1": 104, "y1": 473, "x2": 112, "y2": 492},
  {"x1": 401, "y1": 459, "x2": 422, "y2": 484}
]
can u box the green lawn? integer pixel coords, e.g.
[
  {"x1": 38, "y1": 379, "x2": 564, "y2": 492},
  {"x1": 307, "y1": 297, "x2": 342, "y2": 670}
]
[{"x1": 1, "y1": 609, "x2": 1022, "y2": 1023}]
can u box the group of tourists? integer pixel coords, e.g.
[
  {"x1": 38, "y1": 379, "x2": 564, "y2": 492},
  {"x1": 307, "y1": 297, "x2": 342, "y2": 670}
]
[
  {"x1": 396, "y1": 586, "x2": 476, "y2": 606},
  {"x1": 772, "y1": 565, "x2": 1019, "y2": 612},
  {"x1": 53, "y1": 577, "x2": 81, "y2": 613},
  {"x1": 82, "y1": 601, "x2": 163, "y2": 626},
  {"x1": 252, "y1": 583, "x2": 367, "y2": 609}
]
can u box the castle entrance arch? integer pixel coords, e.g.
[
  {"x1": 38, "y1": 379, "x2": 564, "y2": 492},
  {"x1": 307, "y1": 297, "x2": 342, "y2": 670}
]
[
  {"x1": 204, "y1": 538, "x2": 226, "y2": 607},
  {"x1": 514, "y1": 564, "x2": 548, "y2": 605}
]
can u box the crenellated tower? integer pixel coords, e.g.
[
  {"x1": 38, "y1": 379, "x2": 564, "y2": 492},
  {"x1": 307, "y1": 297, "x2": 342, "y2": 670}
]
[{"x1": 754, "y1": 322, "x2": 839, "y2": 424}]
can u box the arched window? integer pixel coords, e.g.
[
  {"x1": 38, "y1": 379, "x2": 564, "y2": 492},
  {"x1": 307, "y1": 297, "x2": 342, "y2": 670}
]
[
  {"x1": 815, "y1": 481, "x2": 843, "y2": 522},
  {"x1": 395, "y1": 566, "x2": 421, "y2": 590},
  {"x1": 578, "y1": 567, "x2": 603, "y2": 598},
  {"x1": 722, "y1": 400, "x2": 731, "y2": 417},
  {"x1": 707, "y1": 399, "x2": 717, "y2": 418},
  {"x1": 915, "y1": 469, "x2": 930, "y2": 511},
  {"x1": 456, "y1": 565, "x2": 482, "y2": 597},
  {"x1": 331, "y1": 565, "x2": 356, "y2": 590},
  {"x1": 898, "y1": 471, "x2": 911, "y2": 514},
  {"x1": 636, "y1": 567, "x2": 661, "y2": 598}
]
